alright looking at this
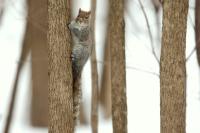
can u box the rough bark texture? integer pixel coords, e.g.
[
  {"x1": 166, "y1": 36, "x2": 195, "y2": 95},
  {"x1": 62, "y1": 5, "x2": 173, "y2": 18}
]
[
  {"x1": 195, "y1": 0, "x2": 200, "y2": 66},
  {"x1": 48, "y1": 0, "x2": 74, "y2": 132},
  {"x1": 26, "y1": 0, "x2": 48, "y2": 126},
  {"x1": 108, "y1": 0, "x2": 127, "y2": 132},
  {"x1": 160, "y1": 0, "x2": 188, "y2": 133},
  {"x1": 90, "y1": 0, "x2": 99, "y2": 132}
]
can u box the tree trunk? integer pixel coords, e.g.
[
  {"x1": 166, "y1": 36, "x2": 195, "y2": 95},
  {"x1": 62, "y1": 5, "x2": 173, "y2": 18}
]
[
  {"x1": 4, "y1": 0, "x2": 48, "y2": 131},
  {"x1": 0, "y1": 0, "x2": 4, "y2": 23},
  {"x1": 100, "y1": 37, "x2": 112, "y2": 119},
  {"x1": 195, "y1": 0, "x2": 200, "y2": 66},
  {"x1": 3, "y1": 43, "x2": 30, "y2": 133},
  {"x1": 25, "y1": 0, "x2": 48, "y2": 127},
  {"x1": 160, "y1": 0, "x2": 188, "y2": 133},
  {"x1": 90, "y1": 0, "x2": 99, "y2": 132},
  {"x1": 48, "y1": 0, "x2": 74, "y2": 132},
  {"x1": 108, "y1": 0, "x2": 127, "y2": 132}
]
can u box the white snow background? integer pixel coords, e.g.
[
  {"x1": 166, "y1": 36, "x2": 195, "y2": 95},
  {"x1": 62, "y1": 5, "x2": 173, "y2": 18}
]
[{"x1": 0, "y1": 0, "x2": 200, "y2": 132}]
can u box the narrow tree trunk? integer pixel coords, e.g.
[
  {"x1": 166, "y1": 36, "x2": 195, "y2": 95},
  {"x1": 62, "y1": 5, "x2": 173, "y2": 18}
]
[
  {"x1": 100, "y1": 37, "x2": 112, "y2": 118},
  {"x1": 90, "y1": 0, "x2": 98, "y2": 132},
  {"x1": 26, "y1": 0, "x2": 48, "y2": 127},
  {"x1": 151, "y1": 0, "x2": 161, "y2": 48},
  {"x1": 160, "y1": 0, "x2": 188, "y2": 133},
  {"x1": 48, "y1": 0, "x2": 74, "y2": 132},
  {"x1": 4, "y1": 0, "x2": 48, "y2": 131},
  {"x1": 108, "y1": 0, "x2": 127, "y2": 132},
  {"x1": 3, "y1": 55, "x2": 29, "y2": 133},
  {"x1": 3, "y1": 0, "x2": 34, "y2": 131},
  {"x1": 195, "y1": 0, "x2": 200, "y2": 66},
  {"x1": 0, "y1": 0, "x2": 4, "y2": 23}
]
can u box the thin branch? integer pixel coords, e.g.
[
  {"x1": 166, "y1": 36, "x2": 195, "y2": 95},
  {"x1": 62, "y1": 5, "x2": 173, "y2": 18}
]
[
  {"x1": 98, "y1": 60, "x2": 159, "y2": 77},
  {"x1": 186, "y1": 37, "x2": 200, "y2": 62},
  {"x1": 4, "y1": 63, "x2": 22, "y2": 133},
  {"x1": 186, "y1": 13, "x2": 196, "y2": 62},
  {"x1": 4, "y1": 28, "x2": 31, "y2": 132},
  {"x1": 189, "y1": 13, "x2": 195, "y2": 28},
  {"x1": 138, "y1": 0, "x2": 160, "y2": 64},
  {"x1": 126, "y1": 65, "x2": 160, "y2": 77},
  {"x1": 186, "y1": 47, "x2": 196, "y2": 62}
]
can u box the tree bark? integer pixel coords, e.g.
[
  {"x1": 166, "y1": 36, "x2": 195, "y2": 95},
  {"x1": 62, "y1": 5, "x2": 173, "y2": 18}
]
[
  {"x1": 3, "y1": 0, "x2": 45, "y2": 131},
  {"x1": 90, "y1": 0, "x2": 99, "y2": 132},
  {"x1": 48, "y1": 0, "x2": 74, "y2": 132},
  {"x1": 160, "y1": 0, "x2": 188, "y2": 133},
  {"x1": 25, "y1": 0, "x2": 48, "y2": 127},
  {"x1": 100, "y1": 37, "x2": 112, "y2": 119},
  {"x1": 108, "y1": 0, "x2": 127, "y2": 132},
  {"x1": 195, "y1": 0, "x2": 200, "y2": 66}
]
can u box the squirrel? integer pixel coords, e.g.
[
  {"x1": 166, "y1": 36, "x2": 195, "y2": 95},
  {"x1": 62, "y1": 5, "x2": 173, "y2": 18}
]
[{"x1": 68, "y1": 8, "x2": 92, "y2": 124}]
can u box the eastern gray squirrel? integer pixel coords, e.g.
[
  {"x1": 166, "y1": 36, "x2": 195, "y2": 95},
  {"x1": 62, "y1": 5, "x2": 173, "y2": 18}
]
[{"x1": 68, "y1": 8, "x2": 92, "y2": 124}]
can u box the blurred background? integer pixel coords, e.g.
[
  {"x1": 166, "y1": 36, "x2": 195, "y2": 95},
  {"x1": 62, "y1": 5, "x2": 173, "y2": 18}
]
[{"x1": 0, "y1": 0, "x2": 200, "y2": 132}]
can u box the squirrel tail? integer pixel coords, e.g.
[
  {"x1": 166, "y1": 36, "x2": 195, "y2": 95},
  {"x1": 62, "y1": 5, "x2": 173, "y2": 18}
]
[{"x1": 73, "y1": 75, "x2": 82, "y2": 125}]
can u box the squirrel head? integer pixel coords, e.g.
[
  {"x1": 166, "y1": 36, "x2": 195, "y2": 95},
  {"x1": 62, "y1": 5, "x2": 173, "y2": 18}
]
[
  {"x1": 68, "y1": 9, "x2": 91, "y2": 28},
  {"x1": 68, "y1": 9, "x2": 91, "y2": 41},
  {"x1": 75, "y1": 8, "x2": 91, "y2": 23}
]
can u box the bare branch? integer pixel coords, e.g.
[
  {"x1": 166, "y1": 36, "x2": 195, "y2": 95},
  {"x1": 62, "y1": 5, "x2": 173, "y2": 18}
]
[
  {"x1": 98, "y1": 60, "x2": 159, "y2": 77},
  {"x1": 186, "y1": 46, "x2": 196, "y2": 62},
  {"x1": 189, "y1": 13, "x2": 195, "y2": 29},
  {"x1": 138, "y1": 0, "x2": 160, "y2": 64},
  {"x1": 186, "y1": 13, "x2": 196, "y2": 62},
  {"x1": 126, "y1": 65, "x2": 160, "y2": 77}
]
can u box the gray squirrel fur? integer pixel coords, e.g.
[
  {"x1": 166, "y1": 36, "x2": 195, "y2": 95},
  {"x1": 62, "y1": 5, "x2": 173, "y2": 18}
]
[{"x1": 68, "y1": 9, "x2": 92, "y2": 124}]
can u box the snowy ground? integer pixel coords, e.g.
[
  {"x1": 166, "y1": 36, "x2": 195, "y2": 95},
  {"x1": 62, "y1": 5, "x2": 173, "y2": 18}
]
[{"x1": 0, "y1": 0, "x2": 200, "y2": 133}]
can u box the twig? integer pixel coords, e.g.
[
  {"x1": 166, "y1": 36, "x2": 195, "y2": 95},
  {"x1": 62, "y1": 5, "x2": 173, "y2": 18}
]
[
  {"x1": 186, "y1": 38, "x2": 200, "y2": 62},
  {"x1": 186, "y1": 47, "x2": 196, "y2": 61},
  {"x1": 98, "y1": 60, "x2": 159, "y2": 77},
  {"x1": 138, "y1": 0, "x2": 160, "y2": 64},
  {"x1": 186, "y1": 13, "x2": 196, "y2": 62},
  {"x1": 127, "y1": 65, "x2": 160, "y2": 77},
  {"x1": 4, "y1": 30, "x2": 30, "y2": 132},
  {"x1": 189, "y1": 13, "x2": 195, "y2": 29},
  {"x1": 4, "y1": 64, "x2": 21, "y2": 133}
]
